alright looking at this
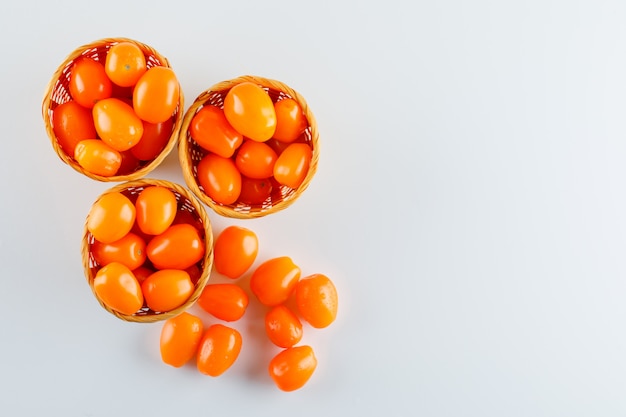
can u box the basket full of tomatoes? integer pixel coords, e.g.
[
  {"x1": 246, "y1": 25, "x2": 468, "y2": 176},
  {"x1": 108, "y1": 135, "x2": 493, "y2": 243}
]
[
  {"x1": 42, "y1": 38, "x2": 183, "y2": 181},
  {"x1": 81, "y1": 178, "x2": 213, "y2": 323},
  {"x1": 179, "y1": 75, "x2": 319, "y2": 218}
]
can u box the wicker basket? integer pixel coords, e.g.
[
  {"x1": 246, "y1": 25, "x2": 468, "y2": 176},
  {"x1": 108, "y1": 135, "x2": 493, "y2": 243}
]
[
  {"x1": 81, "y1": 178, "x2": 213, "y2": 323},
  {"x1": 179, "y1": 75, "x2": 319, "y2": 218},
  {"x1": 42, "y1": 37, "x2": 184, "y2": 182}
]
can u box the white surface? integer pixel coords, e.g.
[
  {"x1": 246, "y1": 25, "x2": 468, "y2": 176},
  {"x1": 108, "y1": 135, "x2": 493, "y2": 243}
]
[{"x1": 2, "y1": 0, "x2": 626, "y2": 415}]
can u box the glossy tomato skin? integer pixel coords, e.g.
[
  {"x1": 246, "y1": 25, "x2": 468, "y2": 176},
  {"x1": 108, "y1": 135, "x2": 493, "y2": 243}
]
[
  {"x1": 93, "y1": 262, "x2": 143, "y2": 316},
  {"x1": 235, "y1": 140, "x2": 278, "y2": 179},
  {"x1": 135, "y1": 186, "x2": 177, "y2": 235},
  {"x1": 197, "y1": 324, "x2": 242, "y2": 377},
  {"x1": 250, "y1": 256, "x2": 301, "y2": 306},
  {"x1": 69, "y1": 58, "x2": 112, "y2": 108},
  {"x1": 146, "y1": 223, "x2": 205, "y2": 270},
  {"x1": 273, "y1": 143, "x2": 312, "y2": 189},
  {"x1": 74, "y1": 139, "x2": 122, "y2": 177},
  {"x1": 105, "y1": 42, "x2": 147, "y2": 87},
  {"x1": 130, "y1": 118, "x2": 173, "y2": 161},
  {"x1": 133, "y1": 66, "x2": 179, "y2": 123},
  {"x1": 93, "y1": 98, "x2": 144, "y2": 151},
  {"x1": 142, "y1": 269, "x2": 194, "y2": 312},
  {"x1": 295, "y1": 274, "x2": 338, "y2": 328},
  {"x1": 91, "y1": 232, "x2": 146, "y2": 270},
  {"x1": 52, "y1": 100, "x2": 97, "y2": 156},
  {"x1": 160, "y1": 312, "x2": 204, "y2": 368},
  {"x1": 223, "y1": 82, "x2": 276, "y2": 142},
  {"x1": 269, "y1": 345, "x2": 317, "y2": 392},
  {"x1": 273, "y1": 98, "x2": 308, "y2": 143},
  {"x1": 197, "y1": 284, "x2": 249, "y2": 322},
  {"x1": 190, "y1": 106, "x2": 243, "y2": 158},
  {"x1": 87, "y1": 192, "x2": 136, "y2": 244},
  {"x1": 197, "y1": 153, "x2": 242, "y2": 205},
  {"x1": 213, "y1": 226, "x2": 258, "y2": 279},
  {"x1": 238, "y1": 176, "x2": 273, "y2": 205},
  {"x1": 265, "y1": 305, "x2": 303, "y2": 348}
]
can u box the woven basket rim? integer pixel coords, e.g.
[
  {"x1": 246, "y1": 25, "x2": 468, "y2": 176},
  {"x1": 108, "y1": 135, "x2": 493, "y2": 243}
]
[
  {"x1": 178, "y1": 75, "x2": 320, "y2": 219},
  {"x1": 81, "y1": 178, "x2": 214, "y2": 323},
  {"x1": 42, "y1": 37, "x2": 184, "y2": 182}
]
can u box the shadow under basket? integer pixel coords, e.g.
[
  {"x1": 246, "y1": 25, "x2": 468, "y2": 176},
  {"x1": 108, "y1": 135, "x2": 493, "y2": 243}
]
[
  {"x1": 42, "y1": 37, "x2": 184, "y2": 182},
  {"x1": 81, "y1": 178, "x2": 213, "y2": 323},
  {"x1": 179, "y1": 75, "x2": 320, "y2": 219}
]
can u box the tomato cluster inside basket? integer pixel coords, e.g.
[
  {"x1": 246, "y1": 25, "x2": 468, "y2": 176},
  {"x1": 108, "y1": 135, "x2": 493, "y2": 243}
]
[
  {"x1": 82, "y1": 179, "x2": 213, "y2": 323},
  {"x1": 42, "y1": 38, "x2": 183, "y2": 182},
  {"x1": 179, "y1": 76, "x2": 319, "y2": 218}
]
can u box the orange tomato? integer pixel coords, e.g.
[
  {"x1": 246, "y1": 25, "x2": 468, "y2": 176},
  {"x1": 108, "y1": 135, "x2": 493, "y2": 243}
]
[
  {"x1": 273, "y1": 143, "x2": 312, "y2": 189},
  {"x1": 146, "y1": 224, "x2": 205, "y2": 270},
  {"x1": 223, "y1": 82, "x2": 276, "y2": 142},
  {"x1": 52, "y1": 100, "x2": 97, "y2": 156},
  {"x1": 91, "y1": 232, "x2": 146, "y2": 270},
  {"x1": 92, "y1": 98, "x2": 144, "y2": 151},
  {"x1": 142, "y1": 269, "x2": 194, "y2": 312},
  {"x1": 196, "y1": 324, "x2": 242, "y2": 377},
  {"x1": 135, "y1": 186, "x2": 177, "y2": 235},
  {"x1": 74, "y1": 139, "x2": 122, "y2": 177},
  {"x1": 87, "y1": 191, "x2": 136, "y2": 244},
  {"x1": 238, "y1": 176, "x2": 273, "y2": 205},
  {"x1": 132, "y1": 265, "x2": 154, "y2": 284},
  {"x1": 213, "y1": 226, "x2": 258, "y2": 279},
  {"x1": 265, "y1": 305, "x2": 303, "y2": 348},
  {"x1": 160, "y1": 312, "x2": 204, "y2": 368},
  {"x1": 133, "y1": 66, "x2": 179, "y2": 123},
  {"x1": 105, "y1": 42, "x2": 147, "y2": 87},
  {"x1": 190, "y1": 105, "x2": 243, "y2": 158},
  {"x1": 93, "y1": 262, "x2": 143, "y2": 316},
  {"x1": 235, "y1": 140, "x2": 278, "y2": 179},
  {"x1": 130, "y1": 118, "x2": 173, "y2": 160},
  {"x1": 250, "y1": 256, "x2": 301, "y2": 306},
  {"x1": 197, "y1": 284, "x2": 249, "y2": 322},
  {"x1": 269, "y1": 345, "x2": 317, "y2": 392},
  {"x1": 197, "y1": 153, "x2": 241, "y2": 205},
  {"x1": 273, "y1": 98, "x2": 307, "y2": 143},
  {"x1": 68, "y1": 57, "x2": 112, "y2": 108},
  {"x1": 295, "y1": 274, "x2": 338, "y2": 328}
]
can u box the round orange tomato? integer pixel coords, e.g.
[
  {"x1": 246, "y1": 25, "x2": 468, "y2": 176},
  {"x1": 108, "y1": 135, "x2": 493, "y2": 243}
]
[
  {"x1": 197, "y1": 324, "x2": 242, "y2": 377},
  {"x1": 238, "y1": 176, "x2": 273, "y2": 205},
  {"x1": 295, "y1": 274, "x2": 338, "y2": 329},
  {"x1": 213, "y1": 226, "x2": 258, "y2": 279},
  {"x1": 93, "y1": 98, "x2": 144, "y2": 151},
  {"x1": 91, "y1": 232, "x2": 146, "y2": 270},
  {"x1": 105, "y1": 42, "x2": 147, "y2": 87},
  {"x1": 235, "y1": 140, "x2": 278, "y2": 179},
  {"x1": 273, "y1": 98, "x2": 307, "y2": 143},
  {"x1": 273, "y1": 143, "x2": 312, "y2": 189},
  {"x1": 87, "y1": 191, "x2": 136, "y2": 244},
  {"x1": 93, "y1": 262, "x2": 143, "y2": 316},
  {"x1": 190, "y1": 105, "x2": 243, "y2": 158},
  {"x1": 52, "y1": 100, "x2": 97, "y2": 156},
  {"x1": 265, "y1": 305, "x2": 303, "y2": 348},
  {"x1": 160, "y1": 312, "x2": 204, "y2": 368},
  {"x1": 249, "y1": 256, "x2": 301, "y2": 306},
  {"x1": 142, "y1": 269, "x2": 194, "y2": 312},
  {"x1": 68, "y1": 57, "x2": 112, "y2": 108},
  {"x1": 130, "y1": 118, "x2": 173, "y2": 161},
  {"x1": 74, "y1": 139, "x2": 122, "y2": 177},
  {"x1": 135, "y1": 186, "x2": 177, "y2": 235},
  {"x1": 146, "y1": 223, "x2": 205, "y2": 270},
  {"x1": 223, "y1": 82, "x2": 276, "y2": 142},
  {"x1": 197, "y1": 284, "x2": 249, "y2": 322},
  {"x1": 197, "y1": 153, "x2": 242, "y2": 205},
  {"x1": 269, "y1": 345, "x2": 317, "y2": 392},
  {"x1": 133, "y1": 66, "x2": 179, "y2": 123}
]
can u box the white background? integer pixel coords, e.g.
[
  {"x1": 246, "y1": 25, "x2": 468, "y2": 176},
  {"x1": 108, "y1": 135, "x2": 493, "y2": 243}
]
[{"x1": 2, "y1": 0, "x2": 626, "y2": 415}]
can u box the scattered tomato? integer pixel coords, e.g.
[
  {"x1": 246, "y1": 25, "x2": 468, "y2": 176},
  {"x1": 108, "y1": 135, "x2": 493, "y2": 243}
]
[
  {"x1": 105, "y1": 42, "x2": 147, "y2": 87},
  {"x1": 196, "y1": 324, "x2": 242, "y2": 377},
  {"x1": 265, "y1": 305, "x2": 303, "y2": 348},
  {"x1": 269, "y1": 345, "x2": 317, "y2": 392},
  {"x1": 198, "y1": 284, "x2": 249, "y2": 322},
  {"x1": 295, "y1": 274, "x2": 338, "y2": 329},
  {"x1": 273, "y1": 143, "x2": 312, "y2": 189},
  {"x1": 91, "y1": 232, "x2": 146, "y2": 270},
  {"x1": 273, "y1": 98, "x2": 307, "y2": 143},
  {"x1": 74, "y1": 139, "x2": 122, "y2": 177},
  {"x1": 223, "y1": 82, "x2": 276, "y2": 142},
  {"x1": 93, "y1": 262, "x2": 143, "y2": 316},
  {"x1": 133, "y1": 66, "x2": 179, "y2": 123},
  {"x1": 52, "y1": 100, "x2": 97, "y2": 156},
  {"x1": 87, "y1": 191, "x2": 136, "y2": 244},
  {"x1": 130, "y1": 118, "x2": 173, "y2": 161},
  {"x1": 235, "y1": 140, "x2": 278, "y2": 179},
  {"x1": 135, "y1": 186, "x2": 177, "y2": 235},
  {"x1": 92, "y1": 98, "x2": 144, "y2": 152},
  {"x1": 69, "y1": 57, "x2": 112, "y2": 108},
  {"x1": 160, "y1": 312, "x2": 204, "y2": 368},
  {"x1": 197, "y1": 153, "x2": 242, "y2": 205},
  {"x1": 213, "y1": 226, "x2": 258, "y2": 279},
  {"x1": 250, "y1": 256, "x2": 301, "y2": 306},
  {"x1": 142, "y1": 269, "x2": 194, "y2": 312},
  {"x1": 190, "y1": 105, "x2": 243, "y2": 158},
  {"x1": 146, "y1": 223, "x2": 205, "y2": 270}
]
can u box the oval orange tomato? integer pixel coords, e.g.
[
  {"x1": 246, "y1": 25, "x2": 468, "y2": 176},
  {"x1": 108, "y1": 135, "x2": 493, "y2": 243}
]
[
  {"x1": 135, "y1": 186, "x2": 177, "y2": 235},
  {"x1": 146, "y1": 223, "x2": 205, "y2": 270},
  {"x1": 133, "y1": 66, "x2": 179, "y2": 123},
  {"x1": 52, "y1": 100, "x2": 97, "y2": 156},
  {"x1": 74, "y1": 139, "x2": 122, "y2": 177},
  {"x1": 93, "y1": 262, "x2": 143, "y2": 316},
  {"x1": 249, "y1": 256, "x2": 301, "y2": 306},
  {"x1": 93, "y1": 98, "x2": 144, "y2": 151},
  {"x1": 87, "y1": 191, "x2": 136, "y2": 244},
  {"x1": 197, "y1": 324, "x2": 242, "y2": 377},
  {"x1": 295, "y1": 274, "x2": 338, "y2": 329},
  {"x1": 190, "y1": 105, "x2": 243, "y2": 158},
  {"x1": 265, "y1": 305, "x2": 303, "y2": 348},
  {"x1": 235, "y1": 140, "x2": 278, "y2": 179},
  {"x1": 273, "y1": 143, "x2": 312, "y2": 189},
  {"x1": 213, "y1": 226, "x2": 258, "y2": 279},
  {"x1": 197, "y1": 153, "x2": 242, "y2": 205},
  {"x1": 142, "y1": 269, "x2": 194, "y2": 312},
  {"x1": 197, "y1": 284, "x2": 249, "y2": 322},
  {"x1": 105, "y1": 41, "x2": 147, "y2": 87},
  {"x1": 223, "y1": 82, "x2": 276, "y2": 142},
  {"x1": 91, "y1": 232, "x2": 146, "y2": 270},
  {"x1": 273, "y1": 98, "x2": 307, "y2": 143},
  {"x1": 269, "y1": 345, "x2": 317, "y2": 392},
  {"x1": 69, "y1": 57, "x2": 112, "y2": 108},
  {"x1": 160, "y1": 312, "x2": 204, "y2": 368}
]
